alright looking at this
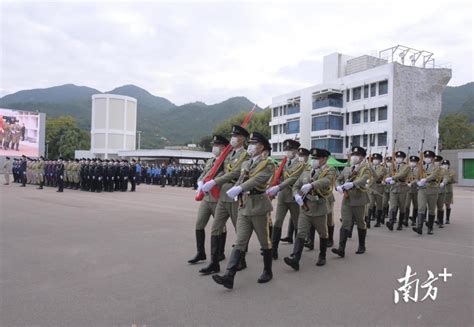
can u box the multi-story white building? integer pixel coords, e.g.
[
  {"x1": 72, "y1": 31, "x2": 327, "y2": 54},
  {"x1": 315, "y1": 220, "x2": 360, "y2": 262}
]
[{"x1": 270, "y1": 45, "x2": 452, "y2": 159}]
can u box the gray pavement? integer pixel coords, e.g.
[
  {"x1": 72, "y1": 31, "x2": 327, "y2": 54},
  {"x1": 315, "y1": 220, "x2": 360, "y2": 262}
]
[{"x1": 1, "y1": 183, "x2": 473, "y2": 327}]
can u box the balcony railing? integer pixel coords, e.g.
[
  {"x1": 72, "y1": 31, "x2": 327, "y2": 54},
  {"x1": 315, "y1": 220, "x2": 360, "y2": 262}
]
[{"x1": 312, "y1": 98, "x2": 343, "y2": 109}]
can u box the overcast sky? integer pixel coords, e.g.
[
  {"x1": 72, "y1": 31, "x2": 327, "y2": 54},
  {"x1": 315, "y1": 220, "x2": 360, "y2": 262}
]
[{"x1": 1, "y1": 0, "x2": 472, "y2": 106}]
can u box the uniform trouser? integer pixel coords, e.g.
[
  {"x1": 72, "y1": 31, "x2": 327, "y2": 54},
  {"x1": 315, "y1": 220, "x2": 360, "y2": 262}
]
[
  {"x1": 405, "y1": 192, "x2": 418, "y2": 213},
  {"x1": 297, "y1": 213, "x2": 328, "y2": 239},
  {"x1": 273, "y1": 201, "x2": 300, "y2": 229},
  {"x1": 418, "y1": 189, "x2": 438, "y2": 216},
  {"x1": 382, "y1": 191, "x2": 390, "y2": 209},
  {"x1": 234, "y1": 212, "x2": 272, "y2": 251},
  {"x1": 370, "y1": 189, "x2": 383, "y2": 211},
  {"x1": 341, "y1": 202, "x2": 366, "y2": 231},
  {"x1": 130, "y1": 178, "x2": 136, "y2": 191},
  {"x1": 389, "y1": 191, "x2": 408, "y2": 223},
  {"x1": 437, "y1": 192, "x2": 446, "y2": 211},
  {"x1": 58, "y1": 176, "x2": 64, "y2": 191},
  {"x1": 195, "y1": 200, "x2": 218, "y2": 230},
  {"x1": 211, "y1": 201, "x2": 238, "y2": 236},
  {"x1": 445, "y1": 192, "x2": 453, "y2": 206},
  {"x1": 38, "y1": 173, "x2": 44, "y2": 183},
  {"x1": 4, "y1": 172, "x2": 10, "y2": 184}
]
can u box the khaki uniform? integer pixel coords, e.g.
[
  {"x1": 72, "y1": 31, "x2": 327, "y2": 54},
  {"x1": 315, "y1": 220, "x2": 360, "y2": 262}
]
[
  {"x1": 369, "y1": 164, "x2": 385, "y2": 225},
  {"x1": 3, "y1": 159, "x2": 11, "y2": 184},
  {"x1": 210, "y1": 147, "x2": 249, "y2": 236},
  {"x1": 414, "y1": 163, "x2": 443, "y2": 234},
  {"x1": 195, "y1": 158, "x2": 220, "y2": 230},
  {"x1": 405, "y1": 167, "x2": 419, "y2": 225},
  {"x1": 444, "y1": 168, "x2": 456, "y2": 205},
  {"x1": 387, "y1": 162, "x2": 410, "y2": 229},
  {"x1": 37, "y1": 160, "x2": 45, "y2": 184}
]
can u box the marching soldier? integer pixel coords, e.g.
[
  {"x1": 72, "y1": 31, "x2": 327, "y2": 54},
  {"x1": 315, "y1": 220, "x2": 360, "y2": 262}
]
[
  {"x1": 37, "y1": 156, "x2": 45, "y2": 189},
  {"x1": 56, "y1": 158, "x2": 65, "y2": 192},
  {"x1": 121, "y1": 160, "x2": 130, "y2": 192},
  {"x1": 435, "y1": 155, "x2": 449, "y2": 228},
  {"x1": 405, "y1": 156, "x2": 419, "y2": 226},
  {"x1": 441, "y1": 159, "x2": 456, "y2": 224},
  {"x1": 19, "y1": 155, "x2": 27, "y2": 187},
  {"x1": 333, "y1": 146, "x2": 371, "y2": 258},
  {"x1": 3, "y1": 156, "x2": 11, "y2": 185},
  {"x1": 382, "y1": 156, "x2": 392, "y2": 222},
  {"x1": 413, "y1": 150, "x2": 443, "y2": 235},
  {"x1": 283, "y1": 148, "x2": 336, "y2": 270},
  {"x1": 188, "y1": 135, "x2": 228, "y2": 264},
  {"x1": 199, "y1": 125, "x2": 249, "y2": 275},
  {"x1": 266, "y1": 140, "x2": 305, "y2": 260},
  {"x1": 385, "y1": 151, "x2": 410, "y2": 231},
  {"x1": 212, "y1": 132, "x2": 275, "y2": 289},
  {"x1": 129, "y1": 159, "x2": 137, "y2": 192},
  {"x1": 369, "y1": 153, "x2": 385, "y2": 227},
  {"x1": 336, "y1": 158, "x2": 355, "y2": 238}
]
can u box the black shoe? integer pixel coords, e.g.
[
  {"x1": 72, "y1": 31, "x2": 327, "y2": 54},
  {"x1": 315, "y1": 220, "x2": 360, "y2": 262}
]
[
  {"x1": 199, "y1": 235, "x2": 220, "y2": 275},
  {"x1": 189, "y1": 252, "x2": 206, "y2": 264},
  {"x1": 283, "y1": 256, "x2": 300, "y2": 271},
  {"x1": 446, "y1": 208, "x2": 451, "y2": 224},
  {"x1": 428, "y1": 228, "x2": 433, "y2": 235},
  {"x1": 355, "y1": 228, "x2": 366, "y2": 254},
  {"x1": 386, "y1": 221, "x2": 394, "y2": 231},
  {"x1": 304, "y1": 239, "x2": 314, "y2": 250},
  {"x1": 188, "y1": 230, "x2": 207, "y2": 264},
  {"x1": 332, "y1": 228, "x2": 348, "y2": 258},
  {"x1": 212, "y1": 274, "x2": 234, "y2": 289},
  {"x1": 212, "y1": 248, "x2": 241, "y2": 289},
  {"x1": 280, "y1": 237, "x2": 293, "y2": 244},
  {"x1": 271, "y1": 227, "x2": 282, "y2": 260},
  {"x1": 236, "y1": 252, "x2": 247, "y2": 271},
  {"x1": 327, "y1": 225, "x2": 334, "y2": 248},
  {"x1": 284, "y1": 238, "x2": 304, "y2": 271},
  {"x1": 396, "y1": 223, "x2": 403, "y2": 231},
  {"x1": 258, "y1": 249, "x2": 273, "y2": 283},
  {"x1": 316, "y1": 238, "x2": 327, "y2": 266}
]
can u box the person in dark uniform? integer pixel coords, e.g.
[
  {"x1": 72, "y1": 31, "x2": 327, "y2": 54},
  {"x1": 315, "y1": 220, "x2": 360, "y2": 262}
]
[
  {"x1": 129, "y1": 159, "x2": 137, "y2": 192},
  {"x1": 19, "y1": 155, "x2": 27, "y2": 187},
  {"x1": 114, "y1": 160, "x2": 121, "y2": 191},
  {"x1": 121, "y1": 160, "x2": 130, "y2": 192},
  {"x1": 56, "y1": 157, "x2": 65, "y2": 192}
]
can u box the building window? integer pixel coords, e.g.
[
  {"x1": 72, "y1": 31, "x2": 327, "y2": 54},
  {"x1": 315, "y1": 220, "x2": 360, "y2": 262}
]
[
  {"x1": 352, "y1": 135, "x2": 361, "y2": 146},
  {"x1": 369, "y1": 134, "x2": 375, "y2": 146},
  {"x1": 378, "y1": 106, "x2": 388, "y2": 120},
  {"x1": 312, "y1": 115, "x2": 344, "y2": 131},
  {"x1": 370, "y1": 108, "x2": 376, "y2": 122},
  {"x1": 363, "y1": 109, "x2": 369, "y2": 123},
  {"x1": 363, "y1": 134, "x2": 368, "y2": 147},
  {"x1": 352, "y1": 87, "x2": 362, "y2": 100},
  {"x1": 287, "y1": 105, "x2": 300, "y2": 115},
  {"x1": 346, "y1": 113, "x2": 350, "y2": 125},
  {"x1": 312, "y1": 95, "x2": 343, "y2": 109},
  {"x1": 379, "y1": 80, "x2": 388, "y2": 95},
  {"x1": 312, "y1": 138, "x2": 343, "y2": 154},
  {"x1": 364, "y1": 85, "x2": 369, "y2": 98},
  {"x1": 345, "y1": 136, "x2": 349, "y2": 148},
  {"x1": 352, "y1": 111, "x2": 361, "y2": 124},
  {"x1": 272, "y1": 143, "x2": 278, "y2": 152},
  {"x1": 273, "y1": 107, "x2": 279, "y2": 117},
  {"x1": 378, "y1": 132, "x2": 387, "y2": 146},
  {"x1": 370, "y1": 83, "x2": 376, "y2": 97},
  {"x1": 287, "y1": 120, "x2": 300, "y2": 134},
  {"x1": 272, "y1": 125, "x2": 278, "y2": 134},
  {"x1": 463, "y1": 159, "x2": 474, "y2": 179},
  {"x1": 346, "y1": 90, "x2": 350, "y2": 102}
]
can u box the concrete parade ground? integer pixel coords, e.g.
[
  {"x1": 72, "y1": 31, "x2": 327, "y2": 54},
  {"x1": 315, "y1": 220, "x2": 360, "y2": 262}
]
[{"x1": 1, "y1": 183, "x2": 473, "y2": 327}]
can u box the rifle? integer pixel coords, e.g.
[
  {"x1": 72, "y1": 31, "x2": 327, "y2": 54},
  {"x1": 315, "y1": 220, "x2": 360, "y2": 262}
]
[
  {"x1": 390, "y1": 138, "x2": 397, "y2": 177},
  {"x1": 343, "y1": 143, "x2": 353, "y2": 198},
  {"x1": 237, "y1": 168, "x2": 250, "y2": 208},
  {"x1": 418, "y1": 135, "x2": 426, "y2": 179},
  {"x1": 406, "y1": 146, "x2": 411, "y2": 164},
  {"x1": 195, "y1": 105, "x2": 256, "y2": 201},
  {"x1": 268, "y1": 156, "x2": 287, "y2": 200}
]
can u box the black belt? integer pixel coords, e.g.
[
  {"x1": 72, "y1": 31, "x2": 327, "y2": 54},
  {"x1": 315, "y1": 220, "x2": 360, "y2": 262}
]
[{"x1": 249, "y1": 190, "x2": 265, "y2": 195}]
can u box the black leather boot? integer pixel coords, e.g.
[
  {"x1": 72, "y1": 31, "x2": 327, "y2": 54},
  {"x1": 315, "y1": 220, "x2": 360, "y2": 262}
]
[
  {"x1": 355, "y1": 228, "x2": 366, "y2": 254},
  {"x1": 327, "y1": 225, "x2": 334, "y2": 248},
  {"x1": 427, "y1": 214, "x2": 435, "y2": 235},
  {"x1": 258, "y1": 249, "x2": 273, "y2": 283},
  {"x1": 403, "y1": 208, "x2": 410, "y2": 226},
  {"x1": 236, "y1": 251, "x2": 247, "y2": 271},
  {"x1": 386, "y1": 210, "x2": 395, "y2": 231},
  {"x1": 199, "y1": 235, "x2": 220, "y2": 275},
  {"x1": 280, "y1": 219, "x2": 294, "y2": 243},
  {"x1": 437, "y1": 210, "x2": 444, "y2": 228},
  {"x1": 332, "y1": 228, "x2": 349, "y2": 258},
  {"x1": 374, "y1": 210, "x2": 382, "y2": 227},
  {"x1": 397, "y1": 213, "x2": 404, "y2": 230},
  {"x1": 304, "y1": 226, "x2": 315, "y2": 250},
  {"x1": 316, "y1": 238, "x2": 327, "y2": 266},
  {"x1": 446, "y1": 208, "x2": 451, "y2": 224},
  {"x1": 271, "y1": 227, "x2": 282, "y2": 260},
  {"x1": 188, "y1": 230, "x2": 206, "y2": 264},
  {"x1": 283, "y1": 238, "x2": 305, "y2": 271},
  {"x1": 219, "y1": 231, "x2": 227, "y2": 261},
  {"x1": 413, "y1": 212, "x2": 424, "y2": 235},
  {"x1": 411, "y1": 209, "x2": 418, "y2": 226},
  {"x1": 212, "y1": 249, "x2": 241, "y2": 289},
  {"x1": 382, "y1": 207, "x2": 388, "y2": 224},
  {"x1": 348, "y1": 221, "x2": 354, "y2": 238},
  {"x1": 37, "y1": 182, "x2": 43, "y2": 190},
  {"x1": 366, "y1": 208, "x2": 372, "y2": 229}
]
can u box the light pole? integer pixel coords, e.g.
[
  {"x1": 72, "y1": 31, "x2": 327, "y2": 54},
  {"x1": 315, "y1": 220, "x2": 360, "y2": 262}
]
[
  {"x1": 45, "y1": 141, "x2": 49, "y2": 159},
  {"x1": 137, "y1": 131, "x2": 142, "y2": 150}
]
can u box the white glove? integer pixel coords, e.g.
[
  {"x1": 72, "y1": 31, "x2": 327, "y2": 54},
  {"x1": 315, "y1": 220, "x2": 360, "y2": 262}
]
[
  {"x1": 202, "y1": 179, "x2": 216, "y2": 192},
  {"x1": 408, "y1": 182, "x2": 412, "y2": 187},
  {"x1": 389, "y1": 180, "x2": 395, "y2": 185},
  {"x1": 266, "y1": 185, "x2": 280, "y2": 196},
  {"x1": 197, "y1": 181, "x2": 204, "y2": 193},
  {"x1": 336, "y1": 185, "x2": 344, "y2": 193},
  {"x1": 440, "y1": 182, "x2": 445, "y2": 188},
  {"x1": 226, "y1": 186, "x2": 242, "y2": 199},
  {"x1": 417, "y1": 179, "x2": 426, "y2": 187},
  {"x1": 385, "y1": 177, "x2": 393, "y2": 184},
  {"x1": 301, "y1": 183, "x2": 312, "y2": 194},
  {"x1": 294, "y1": 194, "x2": 304, "y2": 206},
  {"x1": 342, "y1": 182, "x2": 354, "y2": 190}
]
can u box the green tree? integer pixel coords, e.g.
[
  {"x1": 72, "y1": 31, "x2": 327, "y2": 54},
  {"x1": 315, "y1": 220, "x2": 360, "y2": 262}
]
[
  {"x1": 46, "y1": 116, "x2": 90, "y2": 159},
  {"x1": 439, "y1": 113, "x2": 474, "y2": 149},
  {"x1": 212, "y1": 108, "x2": 271, "y2": 140}
]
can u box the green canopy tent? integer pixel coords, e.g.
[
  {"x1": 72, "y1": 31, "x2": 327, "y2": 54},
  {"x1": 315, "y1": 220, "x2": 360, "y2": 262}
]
[{"x1": 327, "y1": 156, "x2": 348, "y2": 167}]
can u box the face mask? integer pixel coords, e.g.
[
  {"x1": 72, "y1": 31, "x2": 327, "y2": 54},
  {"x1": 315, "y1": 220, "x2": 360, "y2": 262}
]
[
  {"x1": 212, "y1": 146, "x2": 221, "y2": 156},
  {"x1": 230, "y1": 137, "x2": 238, "y2": 147},
  {"x1": 442, "y1": 165, "x2": 449, "y2": 169},
  {"x1": 286, "y1": 151, "x2": 295, "y2": 159},
  {"x1": 386, "y1": 162, "x2": 392, "y2": 167},
  {"x1": 298, "y1": 156, "x2": 306, "y2": 162},
  {"x1": 424, "y1": 158, "x2": 432, "y2": 164},
  {"x1": 409, "y1": 162, "x2": 417, "y2": 168},
  {"x1": 395, "y1": 157, "x2": 403, "y2": 164},
  {"x1": 372, "y1": 159, "x2": 380, "y2": 166},
  {"x1": 247, "y1": 144, "x2": 257, "y2": 156},
  {"x1": 350, "y1": 156, "x2": 360, "y2": 165},
  {"x1": 312, "y1": 159, "x2": 320, "y2": 169}
]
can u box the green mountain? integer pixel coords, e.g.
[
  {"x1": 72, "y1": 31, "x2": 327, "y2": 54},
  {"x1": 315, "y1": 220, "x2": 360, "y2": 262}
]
[
  {"x1": 441, "y1": 82, "x2": 474, "y2": 121},
  {"x1": 0, "y1": 84, "x2": 259, "y2": 147}
]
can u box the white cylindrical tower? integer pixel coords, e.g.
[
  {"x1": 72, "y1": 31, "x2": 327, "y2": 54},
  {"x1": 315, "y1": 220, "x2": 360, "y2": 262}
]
[{"x1": 91, "y1": 94, "x2": 137, "y2": 159}]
